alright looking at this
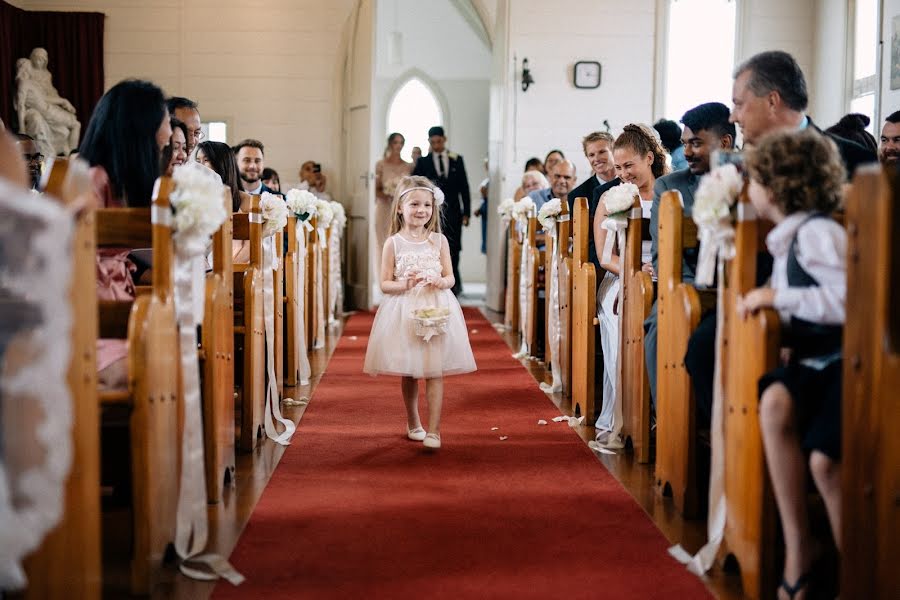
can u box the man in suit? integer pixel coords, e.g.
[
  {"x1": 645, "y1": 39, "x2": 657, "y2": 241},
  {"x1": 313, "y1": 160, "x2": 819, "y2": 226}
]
[
  {"x1": 684, "y1": 51, "x2": 876, "y2": 438},
  {"x1": 233, "y1": 139, "x2": 279, "y2": 196},
  {"x1": 413, "y1": 126, "x2": 470, "y2": 296},
  {"x1": 644, "y1": 102, "x2": 735, "y2": 414}
]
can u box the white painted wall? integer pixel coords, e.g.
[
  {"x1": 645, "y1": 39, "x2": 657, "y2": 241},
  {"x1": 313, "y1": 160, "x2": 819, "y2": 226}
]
[
  {"x1": 19, "y1": 0, "x2": 356, "y2": 201},
  {"x1": 374, "y1": 0, "x2": 492, "y2": 285}
]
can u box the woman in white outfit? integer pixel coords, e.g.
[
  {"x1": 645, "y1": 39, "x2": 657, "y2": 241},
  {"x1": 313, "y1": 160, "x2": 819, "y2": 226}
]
[{"x1": 592, "y1": 124, "x2": 669, "y2": 445}]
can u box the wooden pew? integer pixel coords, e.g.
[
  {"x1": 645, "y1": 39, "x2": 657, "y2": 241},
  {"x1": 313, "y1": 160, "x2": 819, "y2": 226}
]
[
  {"x1": 655, "y1": 190, "x2": 706, "y2": 517},
  {"x1": 284, "y1": 215, "x2": 301, "y2": 387},
  {"x1": 841, "y1": 165, "x2": 900, "y2": 599},
  {"x1": 621, "y1": 195, "x2": 654, "y2": 462},
  {"x1": 504, "y1": 223, "x2": 522, "y2": 330},
  {"x1": 717, "y1": 189, "x2": 779, "y2": 600},
  {"x1": 201, "y1": 190, "x2": 235, "y2": 503},
  {"x1": 232, "y1": 196, "x2": 266, "y2": 452},
  {"x1": 557, "y1": 200, "x2": 573, "y2": 396},
  {"x1": 22, "y1": 158, "x2": 102, "y2": 599},
  {"x1": 571, "y1": 196, "x2": 597, "y2": 419},
  {"x1": 95, "y1": 179, "x2": 181, "y2": 594},
  {"x1": 523, "y1": 214, "x2": 541, "y2": 357}
]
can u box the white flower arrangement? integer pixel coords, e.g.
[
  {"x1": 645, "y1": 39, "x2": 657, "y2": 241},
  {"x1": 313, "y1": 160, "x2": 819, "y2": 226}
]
[
  {"x1": 692, "y1": 163, "x2": 743, "y2": 228},
  {"x1": 169, "y1": 162, "x2": 228, "y2": 251},
  {"x1": 537, "y1": 198, "x2": 562, "y2": 231},
  {"x1": 511, "y1": 196, "x2": 535, "y2": 224},
  {"x1": 259, "y1": 191, "x2": 288, "y2": 238},
  {"x1": 497, "y1": 198, "x2": 516, "y2": 226},
  {"x1": 284, "y1": 188, "x2": 319, "y2": 222},
  {"x1": 330, "y1": 201, "x2": 347, "y2": 231},
  {"x1": 602, "y1": 182, "x2": 640, "y2": 215},
  {"x1": 315, "y1": 197, "x2": 334, "y2": 231}
]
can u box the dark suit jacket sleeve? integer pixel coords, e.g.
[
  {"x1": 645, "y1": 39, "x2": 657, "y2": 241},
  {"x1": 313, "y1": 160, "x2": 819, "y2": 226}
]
[
  {"x1": 412, "y1": 157, "x2": 426, "y2": 177},
  {"x1": 456, "y1": 155, "x2": 471, "y2": 218},
  {"x1": 650, "y1": 176, "x2": 670, "y2": 273},
  {"x1": 826, "y1": 133, "x2": 877, "y2": 180}
]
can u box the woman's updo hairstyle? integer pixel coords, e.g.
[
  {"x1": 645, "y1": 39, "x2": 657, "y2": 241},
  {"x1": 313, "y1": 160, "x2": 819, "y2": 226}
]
[{"x1": 614, "y1": 123, "x2": 669, "y2": 179}]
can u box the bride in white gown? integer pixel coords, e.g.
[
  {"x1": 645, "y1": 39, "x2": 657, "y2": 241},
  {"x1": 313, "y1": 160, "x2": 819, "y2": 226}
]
[{"x1": 592, "y1": 124, "x2": 669, "y2": 446}]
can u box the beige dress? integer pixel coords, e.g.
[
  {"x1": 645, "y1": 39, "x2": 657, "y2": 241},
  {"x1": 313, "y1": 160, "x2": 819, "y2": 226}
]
[{"x1": 374, "y1": 158, "x2": 412, "y2": 253}]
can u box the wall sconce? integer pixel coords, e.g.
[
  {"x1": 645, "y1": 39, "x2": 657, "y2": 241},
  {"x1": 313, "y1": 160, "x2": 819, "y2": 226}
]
[{"x1": 521, "y1": 58, "x2": 534, "y2": 92}]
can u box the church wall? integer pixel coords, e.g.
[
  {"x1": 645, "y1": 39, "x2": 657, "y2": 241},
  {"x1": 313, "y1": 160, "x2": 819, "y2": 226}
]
[{"x1": 20, "y1": 0, "x2": 356, "y2": 201}]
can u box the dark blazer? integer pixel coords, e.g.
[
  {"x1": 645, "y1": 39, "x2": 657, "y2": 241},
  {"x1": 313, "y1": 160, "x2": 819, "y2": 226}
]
[
  {"x1": 413, "y1": 152, "x2": 471, "y2": 250},
  {"x1": 587, "y1": 177, "x2": 622, "y2": 271},
  {"x1": 568, "y1": 175, "x2": 604, "y2": 212},
  {"x1": 810, "y1": 119, "x2": 877, "y2": 179},
  {"x1": 649, "y1": 168, "x2": 700, "y2": 280}
]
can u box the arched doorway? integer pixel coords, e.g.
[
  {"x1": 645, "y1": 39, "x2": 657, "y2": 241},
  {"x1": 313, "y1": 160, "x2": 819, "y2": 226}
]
[{"x1": 386, "y1": 77, "x2": 444, "y2": 163}]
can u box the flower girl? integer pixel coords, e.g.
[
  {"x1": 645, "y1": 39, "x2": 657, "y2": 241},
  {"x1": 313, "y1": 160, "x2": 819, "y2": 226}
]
[
  {"x1": 363, "y1": 175, "x2": 476, "y2": 449},
  {"x1": 736, "y1": 130, "x2": 846, "y2": 600}
]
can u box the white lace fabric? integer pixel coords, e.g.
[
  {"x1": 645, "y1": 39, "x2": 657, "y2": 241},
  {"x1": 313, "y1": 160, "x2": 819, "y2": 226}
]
[{"x1": 0, "y1": 177, "x2": 74, "y2": 590}]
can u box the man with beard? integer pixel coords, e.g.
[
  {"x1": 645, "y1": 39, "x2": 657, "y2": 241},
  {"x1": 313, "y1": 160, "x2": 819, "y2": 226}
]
[
  {"x1": 879, "y1": 110, "x2": 900, "y2": 166},
  {"x1": 232, "y1": 139, "x2": 278, "y2": 196},
  {"x1": 644, "y1": 102, "x2": 734, "y2": 415},
  {"x1": 15, "y1": 133, "x2": 42, "y2": 190}
]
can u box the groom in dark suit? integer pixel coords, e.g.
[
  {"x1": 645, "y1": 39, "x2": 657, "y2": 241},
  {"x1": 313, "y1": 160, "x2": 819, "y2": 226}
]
[{"x1": 413, "y1": 126, "x2": 471, "y2": 296}]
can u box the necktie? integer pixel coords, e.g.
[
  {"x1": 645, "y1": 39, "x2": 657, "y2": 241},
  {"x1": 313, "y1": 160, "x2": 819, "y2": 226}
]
[{"x1": 437, "y1": 153, "x2": 444, "y2": 178}]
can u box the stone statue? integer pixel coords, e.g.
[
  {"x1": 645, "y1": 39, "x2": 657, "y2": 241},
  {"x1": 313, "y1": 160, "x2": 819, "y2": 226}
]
[{"x1": 13, "y1": 48, "x2": 80, "y2": 157}]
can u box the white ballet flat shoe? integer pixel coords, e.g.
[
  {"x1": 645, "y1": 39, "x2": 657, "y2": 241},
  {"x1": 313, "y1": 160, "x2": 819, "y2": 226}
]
[
  {"x1": 423, "y1": 433, "x2": 441, "y2": 449},
  {"x1": 407, "y1": 426, "x2": 427, "y2": 441}
]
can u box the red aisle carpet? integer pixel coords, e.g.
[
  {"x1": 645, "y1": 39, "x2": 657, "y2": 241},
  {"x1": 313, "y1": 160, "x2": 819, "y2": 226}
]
[{"x1": 213, "y1": 309, "x2": 711, "y2": 599}]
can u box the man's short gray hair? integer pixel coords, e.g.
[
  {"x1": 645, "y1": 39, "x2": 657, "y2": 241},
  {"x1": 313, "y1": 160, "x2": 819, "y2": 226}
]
[{"x1": 734, "y1": 50, "x2": 808, "y2": 112}]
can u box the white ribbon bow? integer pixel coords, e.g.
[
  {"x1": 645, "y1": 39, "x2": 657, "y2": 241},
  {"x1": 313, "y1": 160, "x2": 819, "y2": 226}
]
[{"x1": 261, "y1": 236, "x2": 296, "y2": 445}]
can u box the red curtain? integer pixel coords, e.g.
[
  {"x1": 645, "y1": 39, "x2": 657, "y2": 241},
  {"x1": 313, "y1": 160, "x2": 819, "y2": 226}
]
[{"x1": 1, "y1": 0, "x2": 104, "y2": 149}]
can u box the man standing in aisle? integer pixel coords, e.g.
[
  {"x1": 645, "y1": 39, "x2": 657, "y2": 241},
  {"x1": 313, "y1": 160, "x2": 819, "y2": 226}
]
[{"x1": 413, "y1": 126, "x2": 471, "y2": 296}]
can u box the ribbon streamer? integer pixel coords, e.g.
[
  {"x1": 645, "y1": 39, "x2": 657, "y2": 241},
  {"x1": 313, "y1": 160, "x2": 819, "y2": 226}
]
[
  {"x1": 516, "y1": 224, "x2": 531, "y2": 358},
  {"x1": 313, "y1": 232, "x2": 326, "y2": 349},
  {"x1": 261, "y1": 236, "x2": 296, "y2": 445},
  {"x1": 294, "y1": 222, "x2": 311, "y2": 385},
  {"x1": 172, "y1": 244, "x2": 243, "y2": 584},
  {"x1": 543, "y1": 227, "x2": 563, "y2": 392},
  {"x1": 600, "y1": 214, "x2": 628, "y2": 265}
]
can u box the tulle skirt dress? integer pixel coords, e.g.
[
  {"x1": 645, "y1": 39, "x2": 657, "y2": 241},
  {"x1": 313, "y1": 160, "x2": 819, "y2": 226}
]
[{"x1": 364, "y1": 286, "x2": 476, "y2": 379}]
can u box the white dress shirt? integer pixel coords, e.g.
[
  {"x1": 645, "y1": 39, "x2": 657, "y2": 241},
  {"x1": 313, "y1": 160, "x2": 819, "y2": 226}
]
[
  {"x1": 766, "y1": 211, "x2": 846, "y2": 325},
  {"x1": 432, "y1": 151, "x2": 448, "y2": 177}
]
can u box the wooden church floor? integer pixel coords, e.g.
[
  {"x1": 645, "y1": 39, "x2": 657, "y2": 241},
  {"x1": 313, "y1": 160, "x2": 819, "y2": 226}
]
[{"x1": 104, "y1": 307, "x2": 743, "y2": 600}]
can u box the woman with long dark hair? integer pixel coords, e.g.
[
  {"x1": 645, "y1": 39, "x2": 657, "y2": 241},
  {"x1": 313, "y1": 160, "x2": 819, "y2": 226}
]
[
  {"x1": 374, "y1": 132, "x2": 413, "y2": 253},
  {"x1": 79, "y1": 79, "x2": 170, "y2": 207},
  {"x1": 196, "y1": 140, "x2": 247, "y2": 212}
]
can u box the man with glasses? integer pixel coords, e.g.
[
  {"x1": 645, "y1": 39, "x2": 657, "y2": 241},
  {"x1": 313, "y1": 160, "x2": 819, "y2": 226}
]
[
  {"x1": 528, "y1": 159, "x2": 576, "y2": 211},
  {"x1": 15, "y1": 133, "x2": 42, "y2": 190},
  {"x1": 166, "y1": 96, "x2": 202, "y2": 156}
]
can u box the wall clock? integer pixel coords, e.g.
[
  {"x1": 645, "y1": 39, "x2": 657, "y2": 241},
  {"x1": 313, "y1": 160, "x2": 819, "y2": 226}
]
[{"x1": 573, "y1": 61, "x2": 601, "y2": 89}]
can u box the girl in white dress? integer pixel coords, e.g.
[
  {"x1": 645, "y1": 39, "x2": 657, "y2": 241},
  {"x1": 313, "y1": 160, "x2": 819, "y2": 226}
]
[
  {"x1": 364, "y1": 175, "x2": 476, "y2": 450},
  {"x1": 592, "y1": 124, "x2": 668, "y2": 446}
]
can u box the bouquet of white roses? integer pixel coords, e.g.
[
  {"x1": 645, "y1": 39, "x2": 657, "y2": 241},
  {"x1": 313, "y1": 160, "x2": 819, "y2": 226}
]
[
  {"x1": 260, "y1": 191, "x2": 288, "y2": 238},
  {"x1": 511, "y1": 196, "x2": 535, "y2": 224},
  {"x1": 497, "y1": 198, "x2": 515, "y2": 227},
  {"x1": 330, "y1": 201, "x2": 347, "y2": 232},
  {"x1": 602, "y1": 182, "x2": 639, "y2": 216},
  {"x1": 537, "y1": 198, "x2": 562, "y2": 232},
  {"x1": 169, "y1": 162, "x2": 228, "y2": 251},
  {"x1": 285, "y1": 188, "x2": 319, "y2": 222},
  {"x1": 693, "y1": 163, "x2": 744, "y2": 286},
  {"x1": 315, "y1": 197, "x2": 334, "y2": 231}
]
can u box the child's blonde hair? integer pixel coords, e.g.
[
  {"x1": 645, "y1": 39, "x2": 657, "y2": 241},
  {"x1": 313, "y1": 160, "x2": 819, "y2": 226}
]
[{"x1": 390, "y1": 175, "x2": 443, "y2": 236}]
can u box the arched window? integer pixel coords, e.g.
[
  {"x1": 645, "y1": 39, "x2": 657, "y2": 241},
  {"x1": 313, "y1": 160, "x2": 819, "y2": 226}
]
[
  {"x1": 663, "y1": 0, "x2": 737, "y2": 122},
  {"x1": 386, "y1": 77, "x2": 443, "y2": 163}
]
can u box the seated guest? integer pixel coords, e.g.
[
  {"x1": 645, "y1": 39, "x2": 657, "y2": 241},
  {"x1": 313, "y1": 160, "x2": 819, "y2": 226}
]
[
  {"x1": 262, "y1": 167, "x2": 281, "y2": 193},
  {"x1": 196, "y1": 140, "x2": 252, "y2": 263},
  {"x1": 80, "y1": 79, "x2": 171, "y2": 208},
  {"x1": 160, "y1": 117, "x2": 188, "y2": 177},
  {"x1": 166, "y1": 96, "x2": 202, "y2": 157},
  {"x1": 513, "y1": 157, "x2": 547, "y2": 200},
  {"x1": 569, "y1": 131, "x2": 616, "y2": 270},
  {"x1": 737, "y1": 130, "x2": 846, "y2": 600},
  {"x1": 825, "y1": 113, "x2": 877, "y2": 154},
  {"x1": 232, "y1": 139, "x2": 277, "y2": 195},
  {"x1": 592, "y1": 124, "x2": 668, "y2": 446},
  {"x1": 411, "y1": 146, "x2": 423, "y2": 163},
  {"x1": 78, "y1": 79, "x2": 172, "y2": 387},
  {"x1": 543, "y1": 149, "x2": 564, "y2": 175},
  {"x1": 528, "y1": 159, "x2": 576, "y2": 211},
  {"x1": 878, "y1": 110, "x2": 900, "y2": 167},
  {"x1": 644, "y1": 102, "x2": 735, "y2": 416},
  {"x1": 14, "y1": 133, "x2": 42, "y2": 190},
  {"x1": 299, "y1": 160, "x2": 332, "y2": 201},
  {"x1": 654, "y1": 119, "x2": 688, "y2": 171}
]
